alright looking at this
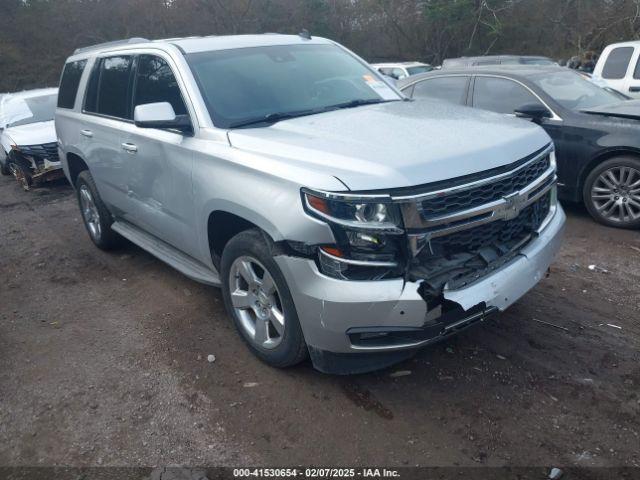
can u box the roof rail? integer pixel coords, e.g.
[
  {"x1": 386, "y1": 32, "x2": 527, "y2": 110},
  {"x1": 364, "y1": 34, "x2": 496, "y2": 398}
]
[{"x1": 73, "y1": 37, "x2": 149, "y2": 55}]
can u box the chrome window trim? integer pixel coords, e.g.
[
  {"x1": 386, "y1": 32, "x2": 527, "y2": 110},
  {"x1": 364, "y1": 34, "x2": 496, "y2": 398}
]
[
  {"x1": 401, "y1": 73, "x2": 563, "y2": 121},
  {"x1": 472, "y1": 74, "x2": 563, "y2": 121},
  {"x1": 400, "y1": 73, "x2": 471, "y2": 93}
]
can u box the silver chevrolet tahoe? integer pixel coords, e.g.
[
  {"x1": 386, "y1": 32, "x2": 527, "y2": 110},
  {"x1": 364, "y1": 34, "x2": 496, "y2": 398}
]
[{"x1": 55, "y1": 34, "x2": 565, "y2": 374}]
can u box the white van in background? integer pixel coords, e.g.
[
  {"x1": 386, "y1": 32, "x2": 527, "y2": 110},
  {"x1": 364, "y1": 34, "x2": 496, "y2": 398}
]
[{"x1": 593, "y1": 41, "x2": 640, "y2": 98}]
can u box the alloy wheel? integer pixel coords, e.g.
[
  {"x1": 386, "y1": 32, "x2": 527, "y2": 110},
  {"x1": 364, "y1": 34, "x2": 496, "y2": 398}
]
[
  {"x1": 591, "y1": 166, "x2": 640, "y2": 224},
  {"x1": 79, "y1": 184, "x2": 102, "y2": 241},
  {"x1": 228, "y1": 256, "x2": 285, "y2": 350}
]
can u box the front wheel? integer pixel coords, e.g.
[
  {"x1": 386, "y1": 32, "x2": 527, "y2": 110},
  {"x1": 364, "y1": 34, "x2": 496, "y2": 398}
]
[
  {"x1": 8, "y1": 162, "x2": 32, "y2": 190},
  {"x1": 0, "y1": 157, "x2": 10, "y2": 176},
  {"x1": 583, "y1": 156, "x2": 640, "y2": 229},
  {"x1": 221, "y1": 229, "x2": 307, "y2": 368}
]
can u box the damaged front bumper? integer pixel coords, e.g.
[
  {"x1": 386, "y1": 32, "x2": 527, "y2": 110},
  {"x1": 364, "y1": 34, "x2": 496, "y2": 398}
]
[{"x1": 275, "y1": 204, "x2": 565, "y2": 373}]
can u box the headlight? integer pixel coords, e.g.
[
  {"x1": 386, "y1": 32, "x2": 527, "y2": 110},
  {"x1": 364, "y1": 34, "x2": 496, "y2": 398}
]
[
  {"x1": 302, "y1": 189, "x2": 406, "y2": 280},
  {"x1": 303, "y1": 191, "x2": 402, "y2": 232}
]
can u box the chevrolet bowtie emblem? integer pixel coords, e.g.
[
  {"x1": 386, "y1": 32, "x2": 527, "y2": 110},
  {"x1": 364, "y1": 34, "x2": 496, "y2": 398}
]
[{"x1": 502, "y1": 192, "x2": 527, "y2": 220}]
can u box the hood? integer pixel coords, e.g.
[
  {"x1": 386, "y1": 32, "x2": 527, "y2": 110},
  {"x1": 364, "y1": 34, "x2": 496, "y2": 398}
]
[
  {"x1": 581, "y1": 100, "x2": 640, "y2": 121},
  {"x1": 227, "y1": 100, "x2": 551, "y2": 191},
  {"x1": 2, "y1": 121, "x2": 56, "y2": 148}
]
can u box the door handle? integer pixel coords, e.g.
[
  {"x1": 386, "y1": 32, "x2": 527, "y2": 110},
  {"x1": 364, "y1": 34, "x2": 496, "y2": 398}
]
[
  {"x1": 121, "y1": 143, "x2": 138, "y2": 153},
  {"x1": 629, "y1": 86, "x2": 640, "y2": 92},
  {"x1": 80, "y1": 129, "x2": 93, "y2": 138}
]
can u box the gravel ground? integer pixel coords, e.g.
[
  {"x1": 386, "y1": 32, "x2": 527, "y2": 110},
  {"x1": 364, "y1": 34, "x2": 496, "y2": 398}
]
[{"x1": 0, "y1": 175, "x2": 639, "y2": 468}]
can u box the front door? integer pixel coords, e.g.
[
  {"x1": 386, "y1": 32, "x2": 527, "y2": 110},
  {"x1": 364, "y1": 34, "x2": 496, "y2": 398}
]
[{"x1": 121, "y1": 54, "x2": 198, "y2": 257}]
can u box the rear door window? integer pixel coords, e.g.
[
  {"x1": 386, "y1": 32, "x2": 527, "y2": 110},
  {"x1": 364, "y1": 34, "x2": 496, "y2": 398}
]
[
  {"x1": 84, "y1": 55, "x2": 134, "y2": 119},
  {"x1": 472, "y1": 76, "x2": 541, "y2": 114},
  {"x1": 133, "y1": 55, "x2": 187, "y2": 116},
  {"x1": 602, "y1": 47, "x2": 634, "y2": 79},
  {"x1": 58, "y1": 60, "x2": 87, "y2": 109},
  {"x1": 633, "y1": 51, "x2": 640, "y2": 80},
  {"x1": 411, "y1": 76, "x2": 469, "y2": 105}
]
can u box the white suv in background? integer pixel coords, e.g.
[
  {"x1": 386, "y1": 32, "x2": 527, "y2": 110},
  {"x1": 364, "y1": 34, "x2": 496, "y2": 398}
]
[
  {"x1": 371, "y1": 62, "x2": 433, "y2": 80},
  {"x1": 593, "y1": 41, "x2": 640, "y2": 98}
]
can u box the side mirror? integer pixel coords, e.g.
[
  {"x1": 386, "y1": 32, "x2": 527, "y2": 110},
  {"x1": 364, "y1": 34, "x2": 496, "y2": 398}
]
[
  {"x1": 134, "y1": 102, "x2": 192, "y2": 133},
  {"x1": 514, "y1": 103, "x2": 552, "y2": 122}
]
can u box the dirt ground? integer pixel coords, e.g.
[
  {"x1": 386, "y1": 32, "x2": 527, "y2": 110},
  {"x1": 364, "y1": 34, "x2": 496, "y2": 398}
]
[{"x1": 1, "y1": 174, "x2": 639, "y2": 469}]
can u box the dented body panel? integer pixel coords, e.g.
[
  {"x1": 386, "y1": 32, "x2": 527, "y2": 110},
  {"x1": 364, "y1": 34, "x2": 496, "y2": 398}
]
[{"x1": 275, "y1": 204, "x2": 564, "y2": 354}]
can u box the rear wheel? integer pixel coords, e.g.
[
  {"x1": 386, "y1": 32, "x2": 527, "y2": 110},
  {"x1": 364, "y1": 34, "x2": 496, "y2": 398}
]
[
  {"x1": 583, "y1": 156, "x2": 640, "y2": 229},
  {"x1": 221, "y1": 229, "x2": 307, "y2": 368},
  {"x1": 75, "y1": 170, "x2": 123, "y2": 250}
]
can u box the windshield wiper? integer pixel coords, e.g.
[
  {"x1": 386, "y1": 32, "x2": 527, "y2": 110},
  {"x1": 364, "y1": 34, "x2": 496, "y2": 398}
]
[
  {"x1": 229, "y1": 99, "x2": 397, "y2": 129},
  {"x1": 321, "y1": 98, "x2": 395, "y2": 112},
  {"x1": 229, "y1": 109, "x2": 319, "y2": 128}
]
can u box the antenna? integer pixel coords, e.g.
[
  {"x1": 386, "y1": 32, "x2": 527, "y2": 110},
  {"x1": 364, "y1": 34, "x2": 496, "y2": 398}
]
[{"x1": 298, "y1": 29, "x2": 311, "y2": 40}]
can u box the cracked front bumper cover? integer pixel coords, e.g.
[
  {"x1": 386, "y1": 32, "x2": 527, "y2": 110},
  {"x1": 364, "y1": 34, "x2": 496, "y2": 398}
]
[{"x1": 275, "y1": 204, "x2": 565, "y2": 362}]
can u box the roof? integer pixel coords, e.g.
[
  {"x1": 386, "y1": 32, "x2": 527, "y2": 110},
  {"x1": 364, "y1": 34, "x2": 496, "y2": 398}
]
[
  {"x1": 603, "y1": 40, "x2": 640, "y2": 48},
  {"x1": 0, "y1": 88, "x2": 58, "y2": 104},
  {"x1": 69, "y1": 34, "x2": 334, "y2": 59},
  {"x1": 371, "y1": 62, "x2": 430, "y2": 68},
  {"x1": 397, "y1": 65, "x2": 571, "y2": 88}
]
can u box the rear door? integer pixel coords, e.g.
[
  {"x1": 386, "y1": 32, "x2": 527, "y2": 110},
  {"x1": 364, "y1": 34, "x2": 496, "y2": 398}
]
[
  {"x1": 407, "y1": 76, "x2": 470, "y2": 105},
  {"x1": 81, "y1": 55, "x2": 137, "y2": 220}
]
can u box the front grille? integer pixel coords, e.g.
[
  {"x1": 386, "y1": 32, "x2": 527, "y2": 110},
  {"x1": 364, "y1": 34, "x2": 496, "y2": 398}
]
[
  {"x1": 409, "y1": 192, "x2": 552, "y2": 294},
  {"x1": 429, "y1": 193, "x2": 550, "y2": 255},
  {"x1": 420, "y1": 153, "x2": 550, "y2": 219},
  {"x1": 19, "y1": 142, "x2": 59, "y2": 163}
]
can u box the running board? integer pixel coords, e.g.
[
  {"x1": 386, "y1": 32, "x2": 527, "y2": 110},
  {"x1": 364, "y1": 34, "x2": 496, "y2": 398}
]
[{"x1": 111, "y1": 221, "x2": 221, "y2": 286}]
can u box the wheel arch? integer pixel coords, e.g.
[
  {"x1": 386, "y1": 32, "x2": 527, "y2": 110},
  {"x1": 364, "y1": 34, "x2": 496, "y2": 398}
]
[
  {"x1": 206, "y1": 206, "x2": 281, "y2": 268},
  {"x1": 65, "y1": 151, "x2": 90, "y2": 188},
  {"x1": 579, "y1": 147, "x2": 640, "y2": 194}
]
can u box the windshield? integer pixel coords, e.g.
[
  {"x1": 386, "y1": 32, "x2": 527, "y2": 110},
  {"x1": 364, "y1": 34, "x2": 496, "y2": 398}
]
[
  {"x1": 187, "y1": 44, "x2": 401, "y2": 128},
  {"x1": 533, "y1": 71, "x2": 624, "y2": 110},
  {"x1": 1, "y1": 94, "x2": 57, "y2": 128},
  {"x1": 407, "y1": 65, "x2": 433, "y2": 75}
]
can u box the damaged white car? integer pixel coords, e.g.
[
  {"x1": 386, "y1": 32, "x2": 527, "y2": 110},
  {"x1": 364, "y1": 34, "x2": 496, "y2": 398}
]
[{"x1": 0, "y1": 88, "x2": 62, "y2": 190}]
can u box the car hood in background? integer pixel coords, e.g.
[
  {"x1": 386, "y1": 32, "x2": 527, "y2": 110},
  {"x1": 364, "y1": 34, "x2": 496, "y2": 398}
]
[
  {"x1": 2, "y1": 120, "x2": 56, "y2": 147},
  {"x1": 581, "y1": 100, "x2": 640, "y2": 121},
  {"x1": 227, "y1": 99, "x2": 551, "y2": 191}
]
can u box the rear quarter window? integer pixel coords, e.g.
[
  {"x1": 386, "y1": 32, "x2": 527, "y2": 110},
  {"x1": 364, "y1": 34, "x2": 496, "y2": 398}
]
[
  {"x1": 58, "y1": 60, "x2": 87, "y2": 109},
  {"x1": 602, "y1": 47, "x2": 634, "y2": 79}
]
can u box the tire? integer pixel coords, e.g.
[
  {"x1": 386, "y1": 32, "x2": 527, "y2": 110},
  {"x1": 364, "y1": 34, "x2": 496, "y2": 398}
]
[
  {"x1": 0, "y1": 157, "x2": 10, "y2": 176},
  {"x1": 220, "y1": 229, "x2": 308, "y2": 368},
  {"x1": 75, "y1": 170, "x2": 123, "y2": 250},
  {"x1": 8, "y1": 161, "x2": 32, "y2": 190},
  {"x1": 583, "y1": 156, "x2": 640, "y2": 229}
]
